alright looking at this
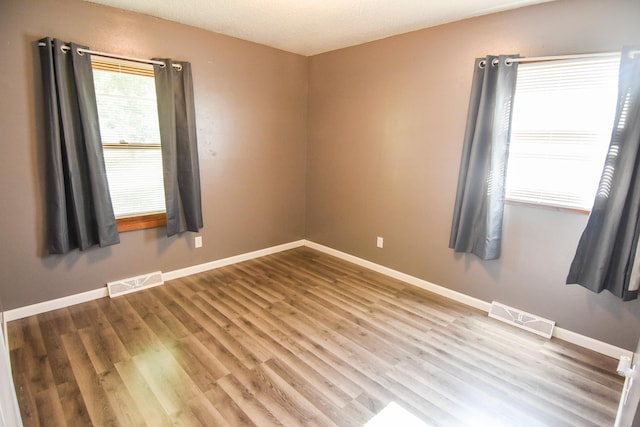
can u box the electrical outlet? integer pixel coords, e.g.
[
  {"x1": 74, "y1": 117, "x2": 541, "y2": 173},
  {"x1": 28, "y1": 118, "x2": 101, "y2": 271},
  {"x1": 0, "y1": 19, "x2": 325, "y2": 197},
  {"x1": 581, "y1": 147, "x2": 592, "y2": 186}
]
[
  {"x1": 377, "y1": 236, "x2": 384, "y2": 248},
  {"x1": 194, "y1": 236, "x2": 202, "y2": 248}
]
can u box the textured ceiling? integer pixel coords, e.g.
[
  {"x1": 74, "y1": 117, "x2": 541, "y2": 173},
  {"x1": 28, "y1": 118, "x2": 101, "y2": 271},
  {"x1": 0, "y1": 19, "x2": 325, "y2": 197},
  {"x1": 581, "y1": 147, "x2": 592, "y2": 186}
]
[{"x1": 86, "y1": 0, "x2": 554, "y2": 56}]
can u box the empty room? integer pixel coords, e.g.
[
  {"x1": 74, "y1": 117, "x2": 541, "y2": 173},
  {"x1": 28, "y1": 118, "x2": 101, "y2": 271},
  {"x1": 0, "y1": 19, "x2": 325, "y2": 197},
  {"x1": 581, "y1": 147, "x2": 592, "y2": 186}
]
[{"x1": 1, "y1": 0, "x2": 640, "y2": 425}]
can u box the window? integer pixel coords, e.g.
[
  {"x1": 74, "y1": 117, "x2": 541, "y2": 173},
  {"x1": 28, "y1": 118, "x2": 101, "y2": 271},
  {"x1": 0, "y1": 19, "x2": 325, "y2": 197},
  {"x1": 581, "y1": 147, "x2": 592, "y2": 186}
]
[
  {"x1": 505, "y1": 56, "x2": 620, "y2": 211},
  {"x1": 92, "y1": 57, "x2": 166, "y2": 231}
]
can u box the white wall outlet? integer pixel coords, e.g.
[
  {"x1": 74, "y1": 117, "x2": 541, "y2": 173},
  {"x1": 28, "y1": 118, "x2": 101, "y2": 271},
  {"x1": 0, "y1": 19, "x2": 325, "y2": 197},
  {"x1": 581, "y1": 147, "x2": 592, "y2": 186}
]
[
  {"x1": 194, "y1": 236, "x2": 202, "y2": 248},
  {"x1": 377, "y1": 236, "x2": 384, "y2": 248}
]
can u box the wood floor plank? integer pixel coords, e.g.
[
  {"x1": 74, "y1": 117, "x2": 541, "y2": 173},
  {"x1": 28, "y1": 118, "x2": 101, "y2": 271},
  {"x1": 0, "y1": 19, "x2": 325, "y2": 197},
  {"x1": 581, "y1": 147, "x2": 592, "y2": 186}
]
[
  {"x1": 383, "y1": 379, "x2": 467, "y2": 427},
  {"x1": 235, "y1": 270, "x2": 285, "y2": 302},
  {"x1": 216, "y1": 373, "x2": 284, "y2": 427},
  {"x1": 8, "y1": 247, "x2": 624, "y2": 426},
  {"x1": 128, "y1": 291, "x2": 192, "y2": 341},
  {"x1": 233, "y1": 310, "x2": 308, "y2": 358},
  {"x1": 56, "y1": 380, "x2": 93, "y2": 427},
  {"x1": 68, "y1": 300, "x2": 110, "y2": 331},
  {"x1": 196, "y1": 288, "x2": 246, "y2": 321},
  {"x1": 251, "y1": 257, "x2": 313, "y2": 288},
  {"x1": 8, "y1": 318, "x2": 26, "y2": 351},
  {"x1": 11, "y1": 371, "x2": 39, "y2": 427},
  {"x1": 78, "y1": 325, "x2": 130, "y2": 375},
  {"x1": 205, "y1": 381, "x2": 257, "y2": 427},
  {"x1": 166, "y1": 335, "x2": 229, "y2": 393},
  {"x1": 46, "y1": 307, "x2": 77, "y2": 336},
  {"x1": 149, "y1": 286, "x2": 205, "y2": 334},
  {"x1": 391, "y1": 357, "x2": 546, "y2": 427},
  {"x1": 238, "y1": 307, "x2": 366, "y2": 400},
  {"x1": 174, "y1": 291, "x2": 268, "y2": 369},
  {"x1": 60, "y1": 332, "x2": 121, "y2": 426},
  {"x1": 287, "y1": 291, "x2": 418, "y2": 363},
  {"x1": 294, "y1": 348, "x2": 365, "y2": 400},
  {"x1": 541, "y1": 338, "x2": 622, "y2": 385},
  {"x1": 232, "y1": 314, "x2": 354, "y2": 408},
  {"x1": 257, "y1": 362, "x2": 338, "y2": 427},
  {"x1": 20, "y1": 316, "x2": 56, "y2": 394},
  {"x1": 34, "y1": 387, "x2": 67, "y2": 427},
  {"x1": 183, "y1": 392, "x2": 231, "y2": 427},
  {"x1": 417, "y1": 325, "x2": 599, "y2": 426},
  {"x1": 231, "y1": 279, "x2": 274, "y2": 308},
  {"x1": 433, "y1": 322, "x2": 616, "y2": 424},
  {"x1": 37, "y1": 312, "x2": 74, "y2": 386},
  {"x1": 112, "y1": 298, "x2": 169, "y2": 356},
  {"x1": 98, "y1": 368, "x2": 147, "y2": 426},
  {"x1": 304, "y1": 284, "x2": 437, "y2": 359},
  {"x1": 387, "y1": 363, "x2": 525, "y2": 427},
  {"x1": 188, "y1": 293, "x2": 273, "y2": 364},
  {"x1": 447, "y1": 318, "x2": 621, "y2": 409},
  {"x1": 131, "y1": 346, "x2": 202, "y2": 418},
  {"x1": 264, "y1": 357, "x2": 368, "y2": 426},
  {"x1": 114, "y1": 358, "x2": 173, "y2": 427}
]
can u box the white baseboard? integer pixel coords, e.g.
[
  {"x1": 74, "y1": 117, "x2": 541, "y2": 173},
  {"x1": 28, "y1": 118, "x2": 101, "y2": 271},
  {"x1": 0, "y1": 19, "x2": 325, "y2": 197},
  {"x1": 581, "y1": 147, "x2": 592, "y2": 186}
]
[
  {"x1": 304, "y1": 240, "x2": 492, "y2": 312},
  {"x1": 3, "y1": 240, "x2": 305, "y2": 323},
  {"x1": 2, "y1": 238, "x2": 631, "y2": 360},
  {"x1": 552, "y1": 327, "x2": 632, "y2": 360},
  {"x1": 4, "y1": 287, "x2": 109, "y2": 322},
  {"x1": 303, "y1": 240, "x2": 633, "y2": 361},
  {"x1": 162, "y1": 240, "x2": 305, "y2": 281}
]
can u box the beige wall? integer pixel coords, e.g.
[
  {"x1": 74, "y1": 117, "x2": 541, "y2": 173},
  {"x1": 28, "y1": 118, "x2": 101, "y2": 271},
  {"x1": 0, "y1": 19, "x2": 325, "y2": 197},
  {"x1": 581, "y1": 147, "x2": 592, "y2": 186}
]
[
  {"x1": 307, "y1": 0, "x2": 640, "y2": 350},
  {"x1": 1, "y1": 0, "x2": 639, "y2": 351},
  {"x1": 0, "y1": 0, "x2": 307, "y2": 308}
]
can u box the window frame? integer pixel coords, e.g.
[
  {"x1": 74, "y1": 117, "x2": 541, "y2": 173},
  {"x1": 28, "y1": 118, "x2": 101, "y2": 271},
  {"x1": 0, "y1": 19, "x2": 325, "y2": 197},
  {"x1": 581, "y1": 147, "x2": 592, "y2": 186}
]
[
  {"x1": 116, "y1": 212, "x2": 167, "y2": 232},
  {"x1": 504, "y1": 55, "x2": 620, "y2": 214},
  {"x1": 504, "y1": 198, "x2": 590, "y2": 215},
  {"x1": 91, "y1": 57, "x2": 167, "y2": 232}
]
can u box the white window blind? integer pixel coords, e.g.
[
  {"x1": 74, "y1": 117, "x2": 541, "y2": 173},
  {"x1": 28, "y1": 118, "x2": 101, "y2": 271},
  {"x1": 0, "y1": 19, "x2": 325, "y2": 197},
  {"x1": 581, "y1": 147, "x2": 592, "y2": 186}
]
[
  {"x1": 505, "y1": 56, "x2": 620, "y2": 211},
  {"x1": 92, "y1": 58, "x2": 166, "y2": 217}
]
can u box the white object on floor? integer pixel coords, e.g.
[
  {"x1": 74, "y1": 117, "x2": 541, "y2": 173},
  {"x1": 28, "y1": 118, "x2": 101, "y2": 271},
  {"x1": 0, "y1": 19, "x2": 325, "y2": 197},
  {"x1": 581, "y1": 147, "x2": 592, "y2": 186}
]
[{"x1": 365, "y1": 402, "x2": 430, "y2": 427}]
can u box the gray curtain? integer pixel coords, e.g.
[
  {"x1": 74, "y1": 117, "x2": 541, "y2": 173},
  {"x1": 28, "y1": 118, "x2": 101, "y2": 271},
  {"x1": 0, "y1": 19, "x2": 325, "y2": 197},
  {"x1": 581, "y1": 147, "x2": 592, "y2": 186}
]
[
  {"x1": 566, "y1": 47, "x2": 640, "y2": 301},
  {"x1": 39, "y1": 38, "x2": 119, "y2": 254},
  {"x1": 153, "y1": 60, "x2": 203, "y2": 237},
  {"x1": 449, "y1": 55, "x2": 518, "y2": 260}
]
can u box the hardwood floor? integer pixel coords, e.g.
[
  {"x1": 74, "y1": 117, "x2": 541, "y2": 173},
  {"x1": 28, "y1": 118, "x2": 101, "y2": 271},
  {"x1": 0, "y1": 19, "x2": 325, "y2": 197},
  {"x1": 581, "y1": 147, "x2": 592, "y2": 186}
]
[{"x1": 9, "y1": 247, "x2": 623, "y2": 426}]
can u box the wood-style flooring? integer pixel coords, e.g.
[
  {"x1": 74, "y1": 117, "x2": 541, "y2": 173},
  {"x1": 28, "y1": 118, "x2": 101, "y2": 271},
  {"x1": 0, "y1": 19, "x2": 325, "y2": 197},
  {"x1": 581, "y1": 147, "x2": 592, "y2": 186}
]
[{"x1": 8, "y1": 247, "x2": 623, "y2": 426}]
